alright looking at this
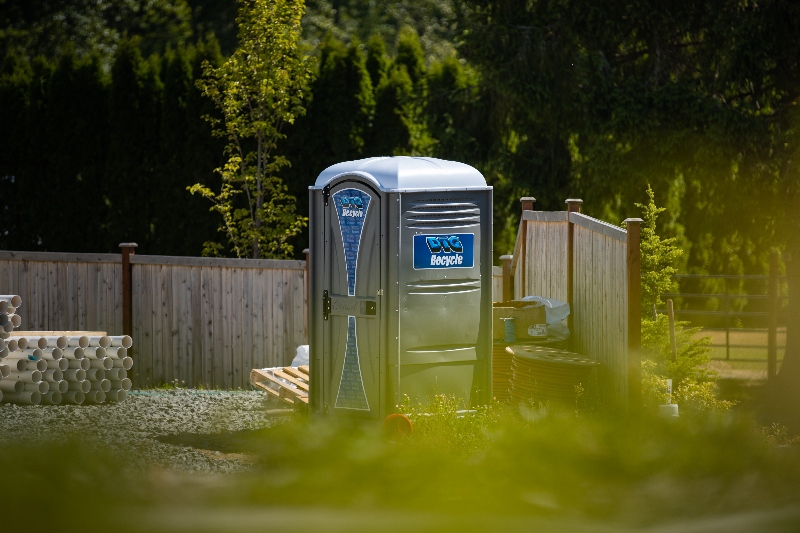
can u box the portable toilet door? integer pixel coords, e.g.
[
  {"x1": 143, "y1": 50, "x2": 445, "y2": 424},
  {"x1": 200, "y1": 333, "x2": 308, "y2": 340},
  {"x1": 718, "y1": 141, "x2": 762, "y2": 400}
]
[{"x1": 318, "y1": 178, "x2": 383, "y2": 419}]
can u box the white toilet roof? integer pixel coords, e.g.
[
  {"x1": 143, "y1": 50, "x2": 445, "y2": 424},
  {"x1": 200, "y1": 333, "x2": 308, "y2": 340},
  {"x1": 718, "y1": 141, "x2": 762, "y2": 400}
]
[{"x1": 312, "y1": 157, "x2": 487, "y2": 192}]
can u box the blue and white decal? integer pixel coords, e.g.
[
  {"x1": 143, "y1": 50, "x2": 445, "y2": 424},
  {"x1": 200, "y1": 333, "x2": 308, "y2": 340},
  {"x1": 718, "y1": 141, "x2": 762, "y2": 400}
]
[
  {"x1": 413, "y1": 233, "x2": 475, "y2": 270},
  {"x1": 334, "y1": 316, "x2": 370, "y2": 411},
  {"x1": 332, "y1": 188, "x2": 371, "y2": 296}
]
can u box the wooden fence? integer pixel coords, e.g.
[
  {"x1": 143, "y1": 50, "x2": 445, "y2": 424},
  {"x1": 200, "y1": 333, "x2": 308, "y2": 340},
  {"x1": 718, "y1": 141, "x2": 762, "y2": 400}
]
[
  {"x1": 0, "y1": 250, "x2": 307, "y2": 389},
  {"x1": 507, "y1": 199, "x2": 642, "y2": 406}
]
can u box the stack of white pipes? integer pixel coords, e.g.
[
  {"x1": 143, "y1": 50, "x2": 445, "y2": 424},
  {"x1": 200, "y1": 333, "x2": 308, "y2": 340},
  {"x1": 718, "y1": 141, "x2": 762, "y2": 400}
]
[
  {"x1": 0, "y1": 294, "x2": 23, "y2": 403},
  {"x1": 0, "y1": 294, "x2": 22, "y2": 338},
  {"x1": 0, "y1": 334, "x2": 132, "y2": 405}
]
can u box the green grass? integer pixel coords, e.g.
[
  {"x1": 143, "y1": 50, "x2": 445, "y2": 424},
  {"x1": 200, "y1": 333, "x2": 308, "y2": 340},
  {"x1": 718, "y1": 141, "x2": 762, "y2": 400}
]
[{"x1": 3, "y1": 397, "x2": 800, "y2": 531}]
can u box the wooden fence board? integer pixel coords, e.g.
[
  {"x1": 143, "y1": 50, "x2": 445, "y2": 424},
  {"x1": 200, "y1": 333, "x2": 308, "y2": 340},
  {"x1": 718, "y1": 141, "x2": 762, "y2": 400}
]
[
  {"x1": 222, "y1": 267, "x2": 233, "y2": 389},
  {"x1": 200, "y1": 267, "x2": 213, "y2": 387},
  {"x1": 252, "y1": 269, "x2": 264, "y2": 370}
]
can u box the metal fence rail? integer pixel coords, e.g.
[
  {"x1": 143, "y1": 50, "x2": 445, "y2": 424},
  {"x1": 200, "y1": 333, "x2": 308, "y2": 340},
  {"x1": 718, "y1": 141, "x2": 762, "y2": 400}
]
[{"x1": 658, "y1": 254, "x2": 785, "y2": 379}]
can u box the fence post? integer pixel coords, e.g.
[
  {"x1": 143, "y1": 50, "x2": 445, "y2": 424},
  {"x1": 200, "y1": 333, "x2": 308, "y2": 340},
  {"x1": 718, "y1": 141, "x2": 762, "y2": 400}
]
[
  {"x1": 303, "y1": 248, "x2": 310, "y2": 342},
  {"x1": 565, "y1": 199, "x2": 582, "y2": 337},
  {"x1": 768, "y1": 251, "x2": 778, "y2": 381},
  {"x1": 624, "y1": 219, "x2": 643, "y2": 408},
  {"x1": 119, "y1": 243, "x2": 137, "y2": 382},
  {"x1": 518, "y1": 197, "x2": 535, "y2": 298},
  {"x1": 500, "y1": 254, "x2": 513, "y2": 302}
]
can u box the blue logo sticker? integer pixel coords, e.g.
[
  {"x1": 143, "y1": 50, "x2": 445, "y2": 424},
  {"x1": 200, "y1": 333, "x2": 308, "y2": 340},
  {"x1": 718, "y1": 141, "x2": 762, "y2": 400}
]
[{"x1": 413, "y1": 233, "x2": 475, "y2": 269}]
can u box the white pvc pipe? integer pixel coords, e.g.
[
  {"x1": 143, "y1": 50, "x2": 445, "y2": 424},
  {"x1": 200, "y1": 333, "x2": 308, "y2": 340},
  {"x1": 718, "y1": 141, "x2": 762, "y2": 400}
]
[
  {"x1": 67, "y1": 380, "x2": 90, "y2": 393},
  {"x1": 64, "y1": 369, "x2": 86, "y2": 382},
  {"x1": 91, "y1": 379, "x2": 111, "y2": 392},
  {"x1": 113, "y1": 357, "x2": 133, "y2": 370},
  {"x1": 110, "y1": 378, "x2": 132, "y2": 391},
  {"x1": 0, "y1": 363, "x2": 10, "y2": 376},
  {"x1": 6, "y1": 339, "x2": 19, "y2": 352},
  {"x1": 39, "y1": 336, "x2": 68, "y2": 349},
  {"x1": 42, "y1": 347, "x2": 63, "y2": 361},
  {"x1": 83, "y1": 347, "x2": 106, "y2": 360},
  {"x1": 2, "y1": 391, "x2": 41, "y2": 405},
  {"x1": 105, "y1": 347, "x2": 128, "y2": 359},
  {"x1": 3, "y1": 322, "x2": 14, "y2": 333},
  {"x1": 57, "y1": 380, "x2": 68, "y2": 393},
  {"x1": 6, "y1": 348, "x2": 43, "y2": 361},
  {"x1": 29, "y1": 337, "x2": 47, "y2": 349},
  {"x1": 68, "y1": 358, "x2": 90, "y2": 370},
  {"x1": 0, "y1": 314, "x2": 8, "y2": 327},
  {"x1": 0, "y1": 346, "x2": 6, "y2": 358},
  {"x1": 107, "y1": 368, "x2": 127, "y2": 381},
  {"x1": 89, "y1": 358, "x2": 113, "y2": 370},
  {"x1": 46, "y1": 358, "x2": 68, "y2": 371},
  {"x1": 0, "y1": 380, "x2": 24, "y2": 393},
  {"x1": 6, "y1": 306, "x2": 14, "y2": 315},
  {"x1": 84, "y1": 390, "x2": 106, "y2": 404},
  {"x1": 61, "y1": 391, "x2": 84, "y2": 405},
  {"x1": 41, "y1": 390, "x2": 62, "y2": 405},
  {"x1": 0, "y1": 331, "x2": 9, "y2": 339},
  {"x1": 62, "y1": 347, "x2": 85, "y2": 360},
  {"x1": 24, "y1": 359, "x2": 47, "y2": 372},
  {"x1": 87, "y1": 336, "x2": 112, "y2": 349},
  {"x1": 3, "y1": 359, "x2": 26, "y2": 372},
  {"x1": 108, "y1": 335, "x2": 133, "y2": 349},
  {"x1": 86, "y1": 368, "x2": 105, "y2": 381},
  {"x1": 43, "y1": 369, "x2": 63, "y2": 382},
  {"x1": 0, "y1": 295, "x2": 22, "y2": 308},
  {"x1": 6, "y1": 370, "x2": 41, "y2": 383},
  {"x1": 9, "y1": 314, "x2": 20, "y2": 328},
  {"x1": 67, "y1": 336, "x2": 89, "y2": 349},
  {"x1": 24, "y1": 381, "x2": 48, "y2": 393},
  {"x1": 106, "y1": 388, "x2": 127, "y2": 402}
]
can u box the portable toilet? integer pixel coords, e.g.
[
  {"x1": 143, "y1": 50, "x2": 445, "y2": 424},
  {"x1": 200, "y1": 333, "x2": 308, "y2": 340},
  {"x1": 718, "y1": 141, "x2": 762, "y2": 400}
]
[{"x1": 308, "y1": 156, "x2": 493, "y2": 419}]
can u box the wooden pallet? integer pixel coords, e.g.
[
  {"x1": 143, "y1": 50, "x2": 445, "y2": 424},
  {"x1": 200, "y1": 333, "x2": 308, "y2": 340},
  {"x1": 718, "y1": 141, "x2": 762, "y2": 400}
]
[{"x1": 250, "y1": 365, "x2": 309, "y2": 406}]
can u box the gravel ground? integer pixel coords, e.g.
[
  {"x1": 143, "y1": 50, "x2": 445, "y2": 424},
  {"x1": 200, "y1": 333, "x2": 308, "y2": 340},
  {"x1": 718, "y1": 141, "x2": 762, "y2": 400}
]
[{"x1": 0, "y1": 389, "x2": 285, "y2": 473}]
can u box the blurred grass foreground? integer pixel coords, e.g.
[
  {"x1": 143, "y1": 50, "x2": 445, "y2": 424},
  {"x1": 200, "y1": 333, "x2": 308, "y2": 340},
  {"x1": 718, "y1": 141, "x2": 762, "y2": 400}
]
[{"x1": 3, "y1": 395, "x2": 800, "y2": 533}]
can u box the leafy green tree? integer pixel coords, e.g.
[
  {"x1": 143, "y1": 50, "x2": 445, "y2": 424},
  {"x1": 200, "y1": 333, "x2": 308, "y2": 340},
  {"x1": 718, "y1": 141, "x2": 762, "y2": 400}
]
[{"x1": 189, "y1": 0, "x2": 312, "y2": 259}]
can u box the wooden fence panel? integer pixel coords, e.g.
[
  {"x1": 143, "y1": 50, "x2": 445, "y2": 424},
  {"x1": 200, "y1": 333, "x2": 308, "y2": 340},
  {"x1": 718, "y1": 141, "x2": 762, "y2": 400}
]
[
  {"x1": 511, "y1": 211, "x2": 632, "y2": 406},
  {"x1": 492, "y1": 266, "x2": 502, "y2": 302},
  {"x1": 570, "y1": 226, "x2": 626, "y2": 403},
  {"x1": 0, "y1": 251, "x2": 308, "y2": 390},
  {"x1": 516, "y1": 213, "x2": 569, "y2": 301}
]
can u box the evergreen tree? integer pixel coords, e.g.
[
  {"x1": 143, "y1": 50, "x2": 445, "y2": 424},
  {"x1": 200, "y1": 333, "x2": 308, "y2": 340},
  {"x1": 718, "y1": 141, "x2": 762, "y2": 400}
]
[
  {"x1": 281, "y1": 35, "x2": 375, "y2": 201},
  {"x1": 105, "y1": 38, "x2": 163, "y2": 251}
]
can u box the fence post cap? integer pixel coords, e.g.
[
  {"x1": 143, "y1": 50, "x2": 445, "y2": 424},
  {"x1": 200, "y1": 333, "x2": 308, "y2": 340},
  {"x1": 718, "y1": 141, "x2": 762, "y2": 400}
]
[
  {"x1": 565, "y1": 199, "x2": 583, "y2": 204},
  {"x1": 499, "y1": 254, "x2": 513, "y2": 261},
  {"x1": 302, "y1": 248, "x2": 310, "y2": 254},
  {"x1": 623, "y1": 218, "x2": 644, "y2": 224},
  {"x1": 520, "y1": 196, "x2": 536, "y2": 202},
  {"x1": 118, "y1": 243, "x2": 138, "y2": 248}
]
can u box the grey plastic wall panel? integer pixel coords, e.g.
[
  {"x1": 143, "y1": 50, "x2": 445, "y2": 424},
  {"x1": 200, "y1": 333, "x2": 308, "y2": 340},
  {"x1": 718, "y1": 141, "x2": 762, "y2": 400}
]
[{"x1": 397, "y1": 190, "x2": 491, "y2": 406}]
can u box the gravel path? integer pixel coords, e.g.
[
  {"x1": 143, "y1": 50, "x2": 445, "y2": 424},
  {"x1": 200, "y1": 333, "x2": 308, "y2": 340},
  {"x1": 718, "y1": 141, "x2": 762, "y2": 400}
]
[{"x1": 0, "y1": 389, "x2": 284, "y2": 473}]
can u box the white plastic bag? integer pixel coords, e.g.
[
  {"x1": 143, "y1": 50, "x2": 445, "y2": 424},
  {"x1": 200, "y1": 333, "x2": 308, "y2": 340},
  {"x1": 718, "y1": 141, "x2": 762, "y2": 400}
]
[
  {"x1": 291, "y1": 345, "x2": 309, "y2": 367},
  {"x1": 521, "y1": 296, "x2": 571, "y2": 339}
]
